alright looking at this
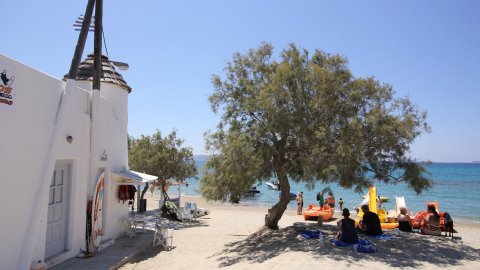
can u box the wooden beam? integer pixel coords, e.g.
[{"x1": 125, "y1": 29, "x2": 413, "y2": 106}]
[
  {"x1": 67, "y1": 0, "x2": 95, "y2": 80},
  {"x1": 93, "y1": 0, "x2": 103, "y2": 90}
]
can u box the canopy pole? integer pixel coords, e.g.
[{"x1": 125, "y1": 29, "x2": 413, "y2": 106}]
[{"x1": 136, "y1": 185, "x2": 141, "y2": 212}]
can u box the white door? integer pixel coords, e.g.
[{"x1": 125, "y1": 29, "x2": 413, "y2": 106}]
[{"x1": 45, "y1": 163, "x2": 69, "y2": 258}]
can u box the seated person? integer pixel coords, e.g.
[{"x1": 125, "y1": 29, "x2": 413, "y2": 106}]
[
  {"x1": 421, "y1": 204, "x2": 441, "y2": 236},
  {"x1": 397, "y1": 207, "x2": 413, "y2": 232},
  {"x1": 359, "y1": 205, "x2": 383, "y2": 236},
  {"x1": 336, "y1": 208, "x2": 358, "y2": 243},
  {"x1": 326, "y1": 192, "x2": 335, "y2": 208}
]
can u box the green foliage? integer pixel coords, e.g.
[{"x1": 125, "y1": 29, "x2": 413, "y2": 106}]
[
  {"x1": 128, "y1": 130, "x2": 197, "y2": 185},
  {"x1": 200, "y1": 130, "x2": 262, "y2": 203},
  {"x1": 203, "y1": 42, "x2": 431, "y2": 210}
]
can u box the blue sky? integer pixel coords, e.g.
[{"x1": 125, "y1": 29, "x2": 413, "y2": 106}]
[{"x1": 3, "y1": 0, "x2": 479, "y2": 162}]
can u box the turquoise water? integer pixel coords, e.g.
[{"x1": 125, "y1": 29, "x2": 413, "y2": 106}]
[{"x1": 179, "y1": 162, "x2": 480, "y2": 222}]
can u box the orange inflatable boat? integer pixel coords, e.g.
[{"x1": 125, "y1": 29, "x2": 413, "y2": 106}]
[
  {"x1": 412, "y1": 201, "x2": 451, "y2": 231},
  {"x1": 303, "y1": 204, "x2": 334, "y2": 221}
]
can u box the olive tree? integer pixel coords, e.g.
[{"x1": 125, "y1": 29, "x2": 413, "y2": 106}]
[
  {"x1": 129, "y1": 130, "x2": 197, "y2": 200},
  {"x1": 201, "y1": 43, "x2": 431, "y2": 229}
]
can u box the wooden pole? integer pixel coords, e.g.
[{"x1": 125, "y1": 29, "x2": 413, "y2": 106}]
[
  {"x1": 93, "y1": 0, "x2": 103, "y2": 90},
  {"x1": 67, "y1": 0, "x2": 95, "y2": 80}
]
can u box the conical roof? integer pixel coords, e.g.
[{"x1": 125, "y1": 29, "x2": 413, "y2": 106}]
[{"x1": 64, "y1": 53, "x2": 132, "y2": 93}]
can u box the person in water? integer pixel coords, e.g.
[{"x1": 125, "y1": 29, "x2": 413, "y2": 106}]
[
  {"x1": 336, "y1": 208, "x2": 358, "y2": 243},
  {"x1": 326, "y1": 192, "x2": 335, "y2": 208},
  {"x1": 296, "y1": 191, "x2": 304, "y2": 215},
  {"x1": 338, "y1": 198, "x2": 344, "y2": 211},
  {"x1": 359, "y1": 205, "x2": 383, "y2": 236},
  {"x1": 421, "y1": 204, "x2": 441, "y2": 236},
  {"x1": 397, "y1": 207, "x2": 413, "y2": 232},
  {"x1": 316, "y1": 191, "x2": 324, "y2": 208}
]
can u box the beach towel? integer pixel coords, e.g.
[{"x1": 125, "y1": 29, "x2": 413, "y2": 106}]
[
  {"x1": 299, "y1": 230, "x2": 322, "y2": 239},
  {"x1": 164, "y1": 201, "x2": 182, "y2": 221},
  {"x1": 330, "y1": 239, "x2": 377, "y2": 253},
  {"x1": 367, "y1": 234, "x2": 396, "y2": 240},
  {"x1": 356, "y1": 241, "x2": 377, "y2": 253},
  {"x1": 330, "y1": 239, "x2": 357, "y2": 247}
]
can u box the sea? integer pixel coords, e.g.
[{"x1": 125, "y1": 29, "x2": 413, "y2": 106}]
[{"x1": 174, "y1": 161, "x2": 480, "y2": 223}]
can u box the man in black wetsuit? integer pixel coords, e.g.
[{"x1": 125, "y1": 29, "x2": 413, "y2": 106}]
[{"x1": 359, "y1": 205, "x2": 383, "y2": 236}]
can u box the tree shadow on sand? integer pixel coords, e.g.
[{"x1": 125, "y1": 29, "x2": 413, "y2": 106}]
[{"x1": 214, "y1": 222, "x2": 479, "y2": 268}]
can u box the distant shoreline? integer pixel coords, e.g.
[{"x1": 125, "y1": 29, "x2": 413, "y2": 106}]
[{"x1": 193, "y1": 156, "x2": 480, "y2": 164}]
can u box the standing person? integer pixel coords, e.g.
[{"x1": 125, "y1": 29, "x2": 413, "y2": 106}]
[
  {"x1": 326, "y1": 192, "x2": 335, "y2": 208},
  {"x1": 296, "y1": 191, "x2": 304, "y2": 215},
  {"x1": 359, "y1": 205, "x2": 383, "y2": 236},
  {"x1": 338, "y1": 198, "x2": 344, "y2": 211},
  {"x1": 335, "y1": 208, "x2": 358, "y2": 243},
  {"x1": 316, "y1": 191, "x2": 324, "y2": 208}
]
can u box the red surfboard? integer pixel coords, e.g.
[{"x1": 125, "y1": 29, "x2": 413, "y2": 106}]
[{"x1": 91, "y1": 172, "x2": 105, "y2": 252}]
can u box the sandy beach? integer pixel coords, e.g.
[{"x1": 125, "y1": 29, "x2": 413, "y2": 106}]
[{"x1": 120, "y1": 194, "x2": 480, "y2": 270}]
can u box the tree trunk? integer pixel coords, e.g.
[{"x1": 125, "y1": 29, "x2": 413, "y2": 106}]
[
  {"x1": 159, "y1": 179, "x2": 170, "y2": 208},
  {"x1": 140, "y1": 182, "x2": 149, "y2": 200},
  {"x1": 264, "y1": 170, "x2": 291, "y2": 229}
]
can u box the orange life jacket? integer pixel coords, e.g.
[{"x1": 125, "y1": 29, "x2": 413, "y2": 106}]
[{"x1": 326, "y1": 196, "x2": 335, "y2": 204}]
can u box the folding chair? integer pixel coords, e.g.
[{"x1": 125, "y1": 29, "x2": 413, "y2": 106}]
[
  {"x1": 181, "y1": 202, "x2": 196, "y2": 222},
  {"x1": 133, "y1": 213, "x2": 146, "y2": 233},
  {"x1": 153, "y1": 223, "x2": 173, "y2": 250},
  {"x1": 122, "y1": 218, "x2": 135, "y2": 237},
  {"x1": 188, "y1": 202, "x2": 197, "y2": 221}
]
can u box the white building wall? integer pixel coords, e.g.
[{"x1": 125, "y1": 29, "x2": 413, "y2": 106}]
[
  {"x1": 90, "y1": 85, "x2": 131, "y2": 241},
  {"x1": 0, "y1": 55, "x2": 90, "y2": 269},
  {"x1": 69, "y1": 77, "x2": 132, "y2": 246},
  {"x1": 0, "y1": 53, "x2": 134, "y2": 269},
  {"x1": 33, "y1": 87, "x2": 91, "y2": 267}
]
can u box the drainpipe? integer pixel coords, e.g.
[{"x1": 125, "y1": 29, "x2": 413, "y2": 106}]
[{"x1": 18, "y1": 80, "x2": 76, "y2": 270}]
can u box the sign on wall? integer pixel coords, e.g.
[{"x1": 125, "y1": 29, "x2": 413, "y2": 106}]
[
  {"x1": 0, "y1": 61, "x2": 16, "y2": 112},
  {"x1": 100, "y1": 149, "x2": 108, "y2": 161}
]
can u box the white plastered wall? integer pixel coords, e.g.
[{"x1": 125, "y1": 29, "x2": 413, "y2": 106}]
[
  {"x1": 34, "y1": 84, "x2": 91, "y2": 267},
  {"x1": 0, "y1": 53, "x2": 133, "y2": 269},
  {"x1": 76, "y1": 81, "x2": 131, "y2": 242},
  {"x1": 92, "y1": 84, "x2": 131, "y2": 241},
  {"x1": 0, "y1": 55, "x2": 90, "y2": 269}
]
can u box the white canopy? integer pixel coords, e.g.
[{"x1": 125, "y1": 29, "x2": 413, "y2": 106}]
[{"x1": 112, "y1": 170, "x2": 158, "y2": 185}]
